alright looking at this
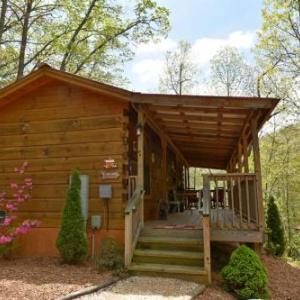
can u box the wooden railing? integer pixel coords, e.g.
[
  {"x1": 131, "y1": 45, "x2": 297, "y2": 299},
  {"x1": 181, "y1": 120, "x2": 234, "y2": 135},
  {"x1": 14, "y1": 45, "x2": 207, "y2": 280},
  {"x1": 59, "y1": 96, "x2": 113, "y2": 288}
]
[
  {"x1": 124, "y1": 185, "x2": 145, "y2": 266},
  {"x1": 202, "y1": 173, "x2": 260, "y2": 230},
  {"x1": 128, "y1": 175, "x2": 137, "y2": 200}
]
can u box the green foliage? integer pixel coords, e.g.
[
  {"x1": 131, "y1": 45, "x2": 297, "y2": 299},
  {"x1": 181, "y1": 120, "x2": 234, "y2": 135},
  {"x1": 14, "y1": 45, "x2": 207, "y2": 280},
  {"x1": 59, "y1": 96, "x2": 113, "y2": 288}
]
[
  {"x1": 260, "y1": 124, "x2": 300, "y2": 258},
  {"x1": 265, "y1": 195, "x2": 285, "y2": 256},
  {"x1": 96, "y1": 237, "x2": 126, "y2": 277},
  {"x1": 0, "y1": 241, "x2": 20, "y2": 260},
  {"x1": 0, "y1": 0, "x2": 170, "y2": 86},
  {"x1": 221, "y1": 245, "x2": 269, "y2": 300},
  {"x1": 255, "y1": 0, "x2": 299, "y2": 114},
  {"x1": 287, "y1": 234, "x2": 300, "y2": 260},
  {"x1": 56, "y1": 170, "x2": 88, "y2": 264}
]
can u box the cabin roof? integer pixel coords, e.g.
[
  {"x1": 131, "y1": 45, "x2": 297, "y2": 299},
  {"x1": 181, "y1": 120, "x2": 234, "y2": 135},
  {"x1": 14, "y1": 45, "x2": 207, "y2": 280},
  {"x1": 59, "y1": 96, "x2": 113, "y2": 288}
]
[
  {"x1": 132, "y1": 94, "x2": 279, "y2": 169},
  {"x1": 0, "y1": 64, "x2": 279, "y2": 169}
]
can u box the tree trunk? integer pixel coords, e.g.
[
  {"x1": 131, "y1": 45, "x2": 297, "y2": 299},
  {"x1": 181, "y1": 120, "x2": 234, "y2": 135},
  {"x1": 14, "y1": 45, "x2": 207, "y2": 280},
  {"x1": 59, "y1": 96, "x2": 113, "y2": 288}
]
[
  {"x1": 178, "y1": 63, "x2": 183, "y2": 95},
  {"x1": 0, "y1": 0, "x2": 8, "y2": 44},
  {"x1": 17, "y1": 0, "x2": 33, "y2": 79},
  {"x1": 60, "y1": 0, "x2": 98, "y2": 71}
]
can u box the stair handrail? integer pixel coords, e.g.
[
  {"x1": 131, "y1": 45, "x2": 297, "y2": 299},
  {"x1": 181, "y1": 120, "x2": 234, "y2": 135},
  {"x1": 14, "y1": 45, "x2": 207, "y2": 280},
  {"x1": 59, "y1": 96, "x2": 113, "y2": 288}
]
[
  {"x1": 125, "y1": 185, "x2": 145, "y2": 214},
  {"x1": 124, "y1": 185, "x2": 145, "y2": 267}
]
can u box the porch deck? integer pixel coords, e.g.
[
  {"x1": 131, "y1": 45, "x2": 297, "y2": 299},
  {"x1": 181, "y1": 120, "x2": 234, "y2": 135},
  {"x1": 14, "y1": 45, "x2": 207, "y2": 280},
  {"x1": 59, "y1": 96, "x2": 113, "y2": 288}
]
[{"x1": 144, "y1": 209, "x2": 262, "y2": 243}]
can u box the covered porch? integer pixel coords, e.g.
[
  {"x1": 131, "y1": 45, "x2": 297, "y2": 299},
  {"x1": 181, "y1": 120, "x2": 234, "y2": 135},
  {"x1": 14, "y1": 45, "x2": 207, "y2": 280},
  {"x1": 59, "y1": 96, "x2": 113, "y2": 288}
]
[{"x1": 124, "y1": 94, "x2": 279, "y2": 283}]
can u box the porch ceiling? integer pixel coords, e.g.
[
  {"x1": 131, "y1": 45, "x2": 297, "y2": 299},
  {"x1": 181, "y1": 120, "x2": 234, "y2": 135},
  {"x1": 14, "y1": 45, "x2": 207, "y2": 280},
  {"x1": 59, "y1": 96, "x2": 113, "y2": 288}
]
[{"x1": 132, "y1": 94, "x2": 279, "y2": 169}]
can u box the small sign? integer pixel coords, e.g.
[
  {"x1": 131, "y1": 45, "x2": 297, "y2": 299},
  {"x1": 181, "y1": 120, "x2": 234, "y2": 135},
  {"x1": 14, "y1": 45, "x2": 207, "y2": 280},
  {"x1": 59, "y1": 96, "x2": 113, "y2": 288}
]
[
  {"x1": 103, "y1": 159, "x2": 118, "y2": 169},
  {"x1": 101, "y1": 171, "x2": 120, "y2": 180}
]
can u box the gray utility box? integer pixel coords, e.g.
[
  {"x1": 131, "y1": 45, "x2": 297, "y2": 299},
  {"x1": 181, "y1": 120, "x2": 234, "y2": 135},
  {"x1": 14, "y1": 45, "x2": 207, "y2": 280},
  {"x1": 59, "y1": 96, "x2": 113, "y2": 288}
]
[{"x1": 99, "y1": 184, "x2": 112, "y2": 199}]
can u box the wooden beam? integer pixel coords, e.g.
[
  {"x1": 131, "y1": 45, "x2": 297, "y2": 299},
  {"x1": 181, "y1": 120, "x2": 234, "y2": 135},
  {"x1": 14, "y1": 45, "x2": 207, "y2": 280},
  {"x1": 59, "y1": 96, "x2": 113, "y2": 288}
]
[
  {"x1": 227, "y1": 111, "x2": 254, "y2": 171},
  {"x1": 137, "y1": 104, "x2": 189, "y2": 166},
  {"x1": 153, "y1": 112, "x2": 245, "y2": 124},
  {"x1": 148, "y1": 104, "x2": 250, "y2": 115},
  {"x1": 168, "y1": 131, "x2": 236, "y2": 140},
  {"x1": 251, "y1": 117, "x2": 264, "y2": 231},
  {"x1": 132, "y1": 93, "x2": 277, "y2": 109},
  {"x1": 166, "y1": 128, "x2": 238, "y2": 138},
  {"x1": 159, "y1": 121, "x2": 241, "y2": 132}
]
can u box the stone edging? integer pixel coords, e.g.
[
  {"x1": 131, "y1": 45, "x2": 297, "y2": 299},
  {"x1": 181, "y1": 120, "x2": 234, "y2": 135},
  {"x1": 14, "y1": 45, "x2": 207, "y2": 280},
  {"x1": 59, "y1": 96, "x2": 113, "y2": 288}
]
[{"x1": 56, "y1": 276, "x2": 120, "y2": 300}]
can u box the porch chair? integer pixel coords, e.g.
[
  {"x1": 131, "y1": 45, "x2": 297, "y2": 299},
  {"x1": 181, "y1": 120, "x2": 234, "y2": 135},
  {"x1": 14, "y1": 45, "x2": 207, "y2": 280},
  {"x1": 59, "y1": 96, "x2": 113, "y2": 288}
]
[
  {"x1": 211, "y1": 188, "x2": 225, "y2": 209},
  {"x1": 168, "y1": 190, "x2": 181, "y2": 213}
]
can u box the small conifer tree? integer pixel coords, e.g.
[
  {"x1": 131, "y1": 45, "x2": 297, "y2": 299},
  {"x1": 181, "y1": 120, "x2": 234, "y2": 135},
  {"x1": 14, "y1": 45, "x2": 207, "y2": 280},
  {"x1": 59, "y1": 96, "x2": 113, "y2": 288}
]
[
  {"x1": 221, "y1": 245, "x2": 269, "y2": 299},
  {"x1": 56, "y1": 170, "x2": 88, "y2": 264},
  {"x1": 265, "y1": 195, "x2": 285, "y2": 256}
]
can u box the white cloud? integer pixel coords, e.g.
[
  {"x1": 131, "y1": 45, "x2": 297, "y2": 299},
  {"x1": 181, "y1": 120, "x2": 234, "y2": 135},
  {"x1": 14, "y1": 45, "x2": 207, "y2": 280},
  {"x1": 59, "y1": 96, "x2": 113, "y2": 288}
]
[
  {"x1": 130, "y1": 30, "x2": 256, "y2": 92},
  {"x1": 135, "y1": 38, "x2": 177, "y2": 55},
  {"x1": 131, "y1": 58, "x2": 164, "y2": 90},
  {"x1": 191, "y1": 31, "x2": 256, "y2": 67}
]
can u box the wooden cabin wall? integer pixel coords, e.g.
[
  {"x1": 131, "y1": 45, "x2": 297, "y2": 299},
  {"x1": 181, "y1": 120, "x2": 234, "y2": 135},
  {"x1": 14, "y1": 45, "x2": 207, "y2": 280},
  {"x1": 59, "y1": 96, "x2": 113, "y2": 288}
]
[
  {"x1": 143, "y1": 125, "x2": 163, "y2": 221},
  {"x1": 0, "y1": 81, "x2": 128, "y2": 255},
  {"x1": 127, "y1": 105, "x2": 138, "y2": 176}
]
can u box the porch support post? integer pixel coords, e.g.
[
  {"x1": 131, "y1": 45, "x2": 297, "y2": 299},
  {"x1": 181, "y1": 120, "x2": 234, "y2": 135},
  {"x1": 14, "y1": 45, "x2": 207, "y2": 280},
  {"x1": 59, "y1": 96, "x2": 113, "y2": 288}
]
[
  {"x1": 251, "y1": 118, "x2": 264, "y2": 231},
  {"x1": 184, "y1": 166, "x2": 187, "y2": 189},
  {"x1": 243, "y1": 136, "x2": 249, "y2": 173},
  {"x1": 237, "y1": 142, "x2": 243, "y2": 173},
  {"x1": 202, "y1": 174, "x2": 211, "y2": 284},
  {"x1": 162, "y1": 138, "x2": 167, "y2": 203},
  {"x1": 137, "y1": 110, "x2": 145, "y2": 227}
]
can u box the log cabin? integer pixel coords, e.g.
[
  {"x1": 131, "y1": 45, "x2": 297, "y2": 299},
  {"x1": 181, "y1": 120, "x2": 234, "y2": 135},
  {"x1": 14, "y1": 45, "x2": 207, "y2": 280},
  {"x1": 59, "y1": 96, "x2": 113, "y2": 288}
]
[{"x1": 0, "y1": 64, "x2": 279, "y2": 284}]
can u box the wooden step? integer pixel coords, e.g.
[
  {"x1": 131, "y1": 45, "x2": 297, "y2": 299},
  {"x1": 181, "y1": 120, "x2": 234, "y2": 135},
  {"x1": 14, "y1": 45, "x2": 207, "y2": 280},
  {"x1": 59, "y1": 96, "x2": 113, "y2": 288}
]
[
  {"x1": 132, "y1": 249, "x2": 204, "y2": 266},
  {"x1": 142, "y1": 227, "x2": 202, "y2": 238},
  {"x1": 137, "y1": 236, "x2": 203, "y2": 251},
  {"x1": 128, "y1": 262, "x2": 208, "y2": 284}
]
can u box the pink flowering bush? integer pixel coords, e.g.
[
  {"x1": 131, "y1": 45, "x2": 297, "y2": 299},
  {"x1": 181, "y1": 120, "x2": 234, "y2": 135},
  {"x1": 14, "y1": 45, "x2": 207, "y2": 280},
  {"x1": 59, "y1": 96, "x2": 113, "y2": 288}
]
[{"x1": 0, "y1": 162, "x2": 40, "y2": 257}]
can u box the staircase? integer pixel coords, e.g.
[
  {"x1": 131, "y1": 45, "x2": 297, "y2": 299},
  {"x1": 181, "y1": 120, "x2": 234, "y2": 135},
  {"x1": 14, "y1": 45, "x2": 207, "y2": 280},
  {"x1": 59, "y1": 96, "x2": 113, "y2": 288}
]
[{"x1": 128, "y1": 228, "x2": 209, "y2": 284}]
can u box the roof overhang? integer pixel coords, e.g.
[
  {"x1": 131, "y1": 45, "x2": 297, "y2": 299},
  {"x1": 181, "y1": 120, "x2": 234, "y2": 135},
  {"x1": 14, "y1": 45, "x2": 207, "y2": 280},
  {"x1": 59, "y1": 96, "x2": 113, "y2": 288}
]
[{"x1": 132, "y1": 93, "x2": 279, "y2": 169}]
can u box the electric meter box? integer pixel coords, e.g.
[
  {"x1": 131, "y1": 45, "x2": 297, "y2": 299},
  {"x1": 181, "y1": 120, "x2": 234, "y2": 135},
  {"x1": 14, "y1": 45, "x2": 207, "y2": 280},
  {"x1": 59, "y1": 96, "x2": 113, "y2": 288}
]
[{"x1": 91, "y1": 215, "x2": 101, "y2": 230}]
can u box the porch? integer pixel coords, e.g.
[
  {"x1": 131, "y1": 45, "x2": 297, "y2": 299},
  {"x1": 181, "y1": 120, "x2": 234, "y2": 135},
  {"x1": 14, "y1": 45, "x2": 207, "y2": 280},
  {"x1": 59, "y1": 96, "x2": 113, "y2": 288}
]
[{"x1": 124, "y1": 94, "x2": 279, "y2": 284}]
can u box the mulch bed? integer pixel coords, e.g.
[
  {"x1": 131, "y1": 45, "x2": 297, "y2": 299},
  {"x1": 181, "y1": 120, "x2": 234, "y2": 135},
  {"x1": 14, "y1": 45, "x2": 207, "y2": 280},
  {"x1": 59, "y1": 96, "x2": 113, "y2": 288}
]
[
  {"x1": 262, "y1": 255, "x2": 300, "y2": 300},
  {"x1": 196, "y1": 254, "x2": 300, "y2": 300},
  {"x1": 0, "y1": 257, "x2": 112, "y2": 300},
  {"x1": 1, "y1": 254, "x2": 300, "y2": 300}
]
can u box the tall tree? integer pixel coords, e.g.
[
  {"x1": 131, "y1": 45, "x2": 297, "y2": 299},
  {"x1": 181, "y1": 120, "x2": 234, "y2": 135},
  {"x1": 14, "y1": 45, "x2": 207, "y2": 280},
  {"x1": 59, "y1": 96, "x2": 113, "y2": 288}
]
[
  {"x1": 209, "y1": 46, "x2": 256, "y2": 96},
  {"x1": 159, "y1": 40, "x2": 199, "y2": 95},
  {"x1": 0, "y1": 0, "x2": 170, "y2": 86},
  {"x1": 256, "y1": 0, "x2": 300, "y2": 116},
  {"x1": 0, "y1": 0, "x2": 8, "y2": 44},
  {"x1": 260, "y1": 123, "x2": 300, "y2": 249}
]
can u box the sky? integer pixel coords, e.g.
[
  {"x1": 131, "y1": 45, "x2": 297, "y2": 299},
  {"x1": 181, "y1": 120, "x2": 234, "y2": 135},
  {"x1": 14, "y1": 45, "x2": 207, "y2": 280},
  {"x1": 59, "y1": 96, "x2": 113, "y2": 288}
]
[{"x1": 124, "y1": 0, "x2": 264, "y2": 92}]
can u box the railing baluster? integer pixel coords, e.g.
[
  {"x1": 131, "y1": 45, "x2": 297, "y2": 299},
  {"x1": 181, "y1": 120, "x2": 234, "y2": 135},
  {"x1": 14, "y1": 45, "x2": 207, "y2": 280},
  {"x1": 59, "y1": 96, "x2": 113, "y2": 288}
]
[
  {"x1": 223, "y1": 180, "x2": 226, "y2": 228},
  {"x1": 253, "y1": 177, "x2": 259, "y2": 228},
  {"x1": 230, "y1": 177, "x2": 235, "y2": 228},
  {"x1": 238, "y1": 177, "x2": 243, "y2": 228},
  {"x1": 216, "y1": 180, "x2": 219, "y2": 227},
  {"x1": 246, "y1": 178, "x2": 250, "y2": 228}
]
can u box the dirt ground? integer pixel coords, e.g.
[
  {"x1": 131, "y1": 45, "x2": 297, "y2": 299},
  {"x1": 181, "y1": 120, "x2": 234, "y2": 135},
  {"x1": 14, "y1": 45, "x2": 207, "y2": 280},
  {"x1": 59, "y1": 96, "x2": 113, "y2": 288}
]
[
  {"x1": 0, "y1": 257, "x2": 112, "y2": 300},
  {"x1": 0, "y1": 255, "x2": 300, "y2": 300}
]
